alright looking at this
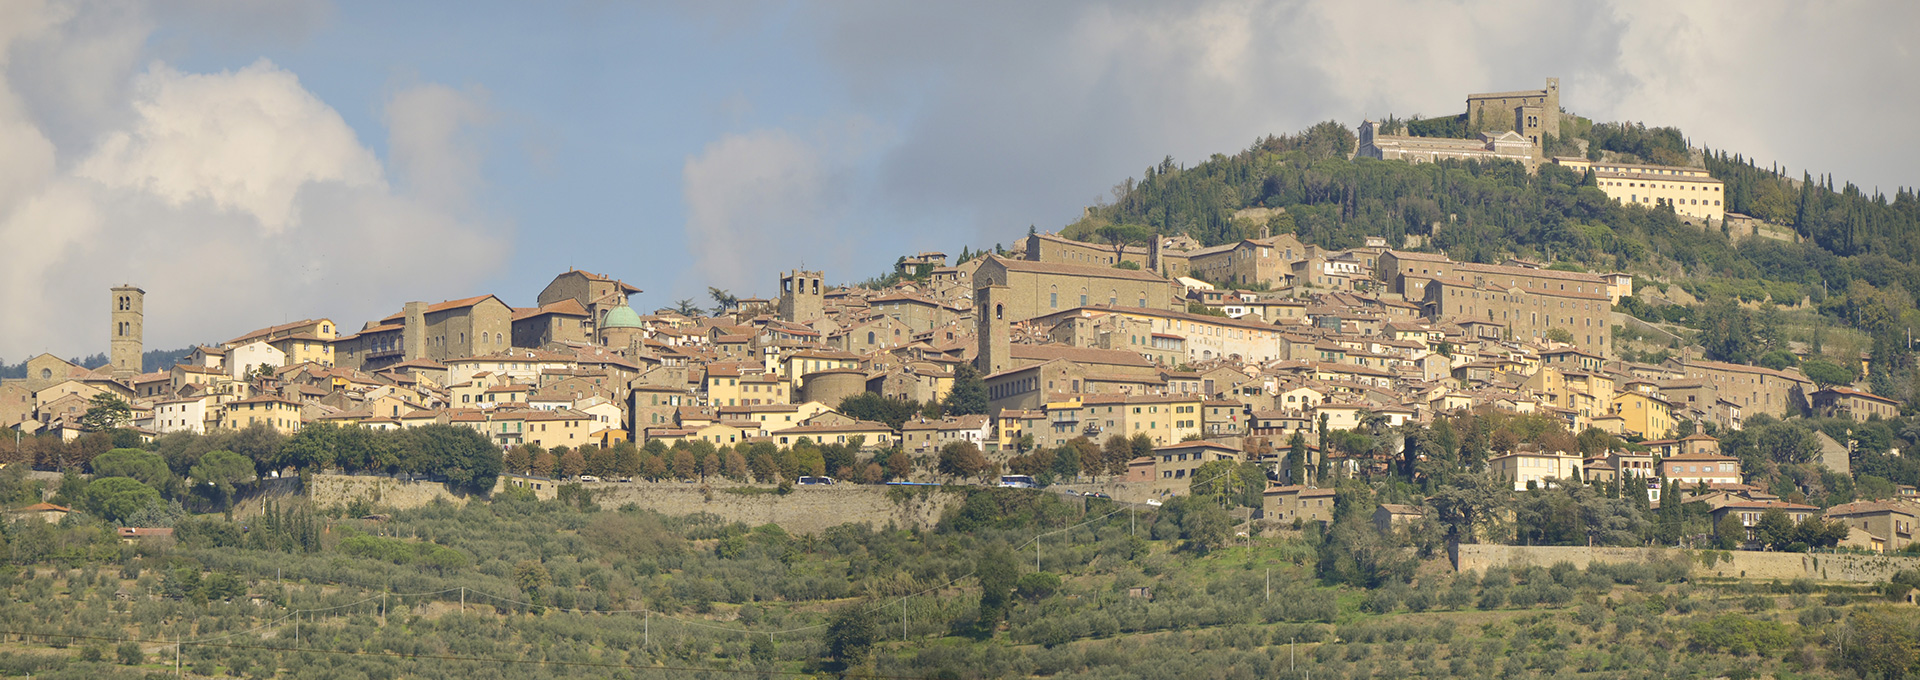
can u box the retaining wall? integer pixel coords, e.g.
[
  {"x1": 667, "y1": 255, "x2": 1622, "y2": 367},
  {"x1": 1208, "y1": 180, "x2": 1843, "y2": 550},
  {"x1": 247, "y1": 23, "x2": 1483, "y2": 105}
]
[
  {"x1": 306, "y1": 474, "x2": 957, "y2": 535},
  {"x1": 1452, "y1": 543, "x2": 1920, "y2": 584}
]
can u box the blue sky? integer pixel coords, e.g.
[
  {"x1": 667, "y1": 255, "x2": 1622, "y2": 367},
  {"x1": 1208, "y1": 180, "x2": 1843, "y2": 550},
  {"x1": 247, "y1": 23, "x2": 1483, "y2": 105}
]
[{"x1": 1, "y1": 0, "x2": 1915, "y2": 359}]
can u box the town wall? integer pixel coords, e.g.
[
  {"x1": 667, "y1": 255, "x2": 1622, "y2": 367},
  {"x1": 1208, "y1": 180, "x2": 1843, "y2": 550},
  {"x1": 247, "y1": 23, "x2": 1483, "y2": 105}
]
[
  {"x1": 307, "y1": 473, "x2": 475, "y2": 509},
  {"x1": 1452, "y1": 543, "x2": 1920, "y2": 584},
  {"x1": 305, "y1": 473, "x2": 959, "y2": 535}
]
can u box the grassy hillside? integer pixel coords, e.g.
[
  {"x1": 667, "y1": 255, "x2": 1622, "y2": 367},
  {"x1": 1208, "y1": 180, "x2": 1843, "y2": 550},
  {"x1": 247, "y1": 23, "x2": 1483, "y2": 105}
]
[{"x1": 0, "y1": 483, "x2": 1915, "y2": 679}]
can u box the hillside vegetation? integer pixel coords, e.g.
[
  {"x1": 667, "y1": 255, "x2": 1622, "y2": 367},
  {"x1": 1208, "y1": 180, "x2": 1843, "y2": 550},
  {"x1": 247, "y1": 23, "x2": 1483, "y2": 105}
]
[
  {"x1": 4, "y1": 470, "x2": 1920, "y2": 680},
  {"x1": 1063, "y1": 121, "x2": 1920, "y2": 403}
]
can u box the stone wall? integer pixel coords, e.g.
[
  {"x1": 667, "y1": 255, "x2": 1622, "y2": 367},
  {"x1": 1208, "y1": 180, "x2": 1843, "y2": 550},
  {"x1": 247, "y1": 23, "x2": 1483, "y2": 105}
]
[
  {"x1": 1452, "y1": 543, "x2": 1920, "y2": 584},
  {"x1": 305, "y1": 474, "x2": 959, "y2": 535},
  {"x1": 307, "y1": 473, "x2": 475, "y2": 509},
  {"x1": 584, "y1": 483, "x2": 956, "y2": 535}
]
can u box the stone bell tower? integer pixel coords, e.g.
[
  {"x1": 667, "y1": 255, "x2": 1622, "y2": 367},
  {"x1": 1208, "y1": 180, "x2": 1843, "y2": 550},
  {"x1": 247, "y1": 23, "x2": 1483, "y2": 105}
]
[
  {"x1": 778, "y1": 269, "x2": 824, "y2": 323},
  {"x1": 110, "y1": 285, "x2": 145, "y2": 380},
  {"x1": 975, "y1": 282, "x2": 1011, "y2": 375}
]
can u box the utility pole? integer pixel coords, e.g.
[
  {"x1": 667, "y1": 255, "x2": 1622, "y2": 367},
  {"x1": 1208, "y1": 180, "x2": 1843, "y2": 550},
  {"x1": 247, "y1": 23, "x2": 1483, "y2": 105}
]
[{"x1": 902, "y1": 599, "x2": 908, "y2": 641}]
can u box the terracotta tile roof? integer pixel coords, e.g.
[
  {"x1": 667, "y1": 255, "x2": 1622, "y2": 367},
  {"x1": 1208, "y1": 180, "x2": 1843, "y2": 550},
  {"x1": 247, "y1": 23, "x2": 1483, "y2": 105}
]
[
  {"x1": 226, "y1": 319, "x2": 329, "y2": 346},
  {"x1": 379, "y1": 295, "x2": 505, "y2": 324},
  {"x1": 512, "y1": 299, "x2": 589, "y2": 321},
  {"x1": 985, "y1": 255, "x2": 1168, "y2": 282},
  {"x1": 773, "y1": 420, "x2": 895, "y2": 435},
  {"x1": 1661, "y1": 450, "x2": 1738, "y2": 462},
  {"x1": 1818, "y1": 386, "x2": 1901, "y2": 405},
  {"x1": 1825, "y1": 500, "x2": 1920, "y2": 517}
]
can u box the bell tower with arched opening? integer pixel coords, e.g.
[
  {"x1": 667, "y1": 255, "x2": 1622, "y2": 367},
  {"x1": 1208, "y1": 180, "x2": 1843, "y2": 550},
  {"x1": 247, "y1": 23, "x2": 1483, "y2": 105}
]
[{"x1": 110, "y1": 285, "x2": 144, "y2": 380}]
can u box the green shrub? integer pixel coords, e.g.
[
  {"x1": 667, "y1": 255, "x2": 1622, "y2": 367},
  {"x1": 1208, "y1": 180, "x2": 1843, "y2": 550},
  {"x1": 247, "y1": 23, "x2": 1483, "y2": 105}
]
[{"x1": 1689, "y1": 614, "x2": 1793, "y2": 656}]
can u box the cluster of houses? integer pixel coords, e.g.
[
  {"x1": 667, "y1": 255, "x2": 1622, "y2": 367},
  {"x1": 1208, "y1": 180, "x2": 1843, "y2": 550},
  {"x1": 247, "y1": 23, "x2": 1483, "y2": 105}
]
[{"x1": 4, "y1": 219, "x2": 1908, "y2": 549}]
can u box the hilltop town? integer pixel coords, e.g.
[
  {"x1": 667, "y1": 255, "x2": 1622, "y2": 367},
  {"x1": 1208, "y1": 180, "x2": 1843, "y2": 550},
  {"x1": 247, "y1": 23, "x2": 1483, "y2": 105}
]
[
  {"x1": 9, "y1": 75, "x2": 1920, "y2": 680},
  {"x1": 3, "y1": 78, "x2": 1913, "y2": 552}
]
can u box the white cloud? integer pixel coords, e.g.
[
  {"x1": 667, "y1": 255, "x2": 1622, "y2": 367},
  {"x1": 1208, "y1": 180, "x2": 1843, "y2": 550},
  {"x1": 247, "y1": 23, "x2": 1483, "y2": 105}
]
[
  {"x1": 78, "y1": 60, "x2": 385, "y2": 233},
  {"x1": 0, "y1": 2, "x2": 507, "y2": 361}
]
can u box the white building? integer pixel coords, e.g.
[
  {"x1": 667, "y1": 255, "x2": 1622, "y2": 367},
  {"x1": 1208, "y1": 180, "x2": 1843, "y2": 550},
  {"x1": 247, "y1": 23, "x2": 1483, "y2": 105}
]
[
  {"x1": 227, "y1": 341, "x2": 287, "y2": 379},
  {"x1": 1488, "y1": 448, "x2": 1584, "y2": 491}
]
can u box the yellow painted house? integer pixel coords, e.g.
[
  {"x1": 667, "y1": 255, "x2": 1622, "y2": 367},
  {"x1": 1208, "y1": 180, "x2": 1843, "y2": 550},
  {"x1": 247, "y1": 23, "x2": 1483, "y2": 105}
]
[
  {"x1": 996, "y1": 409, "x2": 1047, "y2": 451},
  {"x1": 225, "y1": 318, "x2": 340, "y2": 367},
  {"x1": 704, "y1": 367, "x2": 792, "y2": 407},
  {"x1": 1525, "y1": 367, "x2": 1613, "y2": 424},
  {"x1": 217, "y1": 396, "x2": 304, "y2": 434},
  {"x1": 1119, "y1": 394, "x2": 1205, "y2": 446},
  {"x1": 1610, "y1": 390, "x2": 1674, "y2": 439},
  {"x1": 776, "y1": 350, "x2": 863, "y2": 389}
]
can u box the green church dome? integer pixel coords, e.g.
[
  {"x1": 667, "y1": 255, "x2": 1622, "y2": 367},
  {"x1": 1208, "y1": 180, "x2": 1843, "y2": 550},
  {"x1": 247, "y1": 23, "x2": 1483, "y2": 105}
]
[{"x1": 600, "y1": 304, "x2": 645, "y2": 329}]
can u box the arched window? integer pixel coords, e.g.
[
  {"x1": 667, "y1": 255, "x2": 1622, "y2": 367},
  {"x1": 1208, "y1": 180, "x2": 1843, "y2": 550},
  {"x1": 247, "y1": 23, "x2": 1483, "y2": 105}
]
[{"x1": 867, "y1": 331, "x2": 876, "y2": 345}]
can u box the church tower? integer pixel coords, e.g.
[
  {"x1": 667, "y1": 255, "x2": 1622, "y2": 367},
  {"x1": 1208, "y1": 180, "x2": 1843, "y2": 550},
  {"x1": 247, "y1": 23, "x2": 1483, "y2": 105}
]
[
  {"x1": 975, "y1": 282, "x2": 1011, "y2": 375},
  {"x1": 777, "y1": 269, "x2": 824, "y2": 323},
  {"x1": 110, "y1": 285, "x2": 144, "y2": 380}
]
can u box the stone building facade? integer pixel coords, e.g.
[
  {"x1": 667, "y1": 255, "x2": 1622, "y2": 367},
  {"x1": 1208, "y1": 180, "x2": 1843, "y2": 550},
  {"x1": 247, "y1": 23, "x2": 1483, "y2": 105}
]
[
  {"x1": 1677, "y1": 359, "x2": 1810, "y2": 418},
  {"x1": 511, "y1": 300, "x2": 592, "y2": 349},
  {"x1": 1464, "y1": 78, "x2": 1560, "y2": 143},
  {"x1": 1382, "y1": 250, "x2": 1619, "y2": 304},
  {"x1": 972, "y1": 256, "x2": 1177, "y2": 325},
  {"x1": 1022, "y1": 232, "x2": 1148, "y2": 268},
  {"x1": 1184, "y1": 235, "x2": 1310, "y2": 287},
  {"x1": 536, "y1": 269, "x2": 642, "y2": 330},
  {"x1": 778, "y1": 270, "x2": 824, "y2": 323},
  {"x1": 1420, "y1": 277, "x2": 1613, "y2": 357},
  {"x1": 1358, "y1": 121, "x2": 1535, "y2": 168},
  {"x1": 337, "y1": 295, "x2": 515, "y2": 372}
]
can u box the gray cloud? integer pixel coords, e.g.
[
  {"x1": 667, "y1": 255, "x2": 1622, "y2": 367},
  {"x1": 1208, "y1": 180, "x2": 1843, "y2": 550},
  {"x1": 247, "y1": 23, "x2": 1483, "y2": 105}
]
[
  {"x1": 385, "y1": 82, "x2": 494, "y2": 210},
  {"x1": 679, "y1": 124, "x2": 884, "y2": 296},
  {"x1": 795, "y1": 0, "x2": 1915, "y2": 248}
]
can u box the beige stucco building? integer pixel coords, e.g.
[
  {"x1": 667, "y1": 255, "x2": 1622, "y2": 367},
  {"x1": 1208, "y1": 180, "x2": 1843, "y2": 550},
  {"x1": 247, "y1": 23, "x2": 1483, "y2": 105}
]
[{"x1": 1554, "y1": 158, "x2": 1726, "y2": 222}]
